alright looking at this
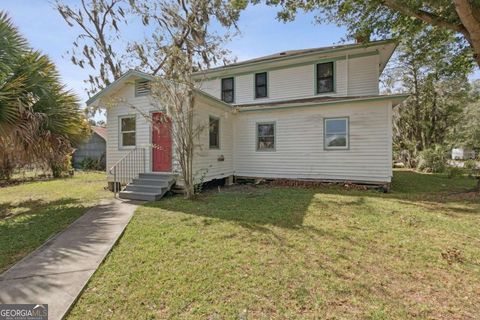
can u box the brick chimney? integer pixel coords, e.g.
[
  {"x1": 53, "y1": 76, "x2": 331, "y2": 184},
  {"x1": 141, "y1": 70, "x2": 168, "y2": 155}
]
[{"x1": 354, "y1": 32, "x2": 371, "y2": 44}]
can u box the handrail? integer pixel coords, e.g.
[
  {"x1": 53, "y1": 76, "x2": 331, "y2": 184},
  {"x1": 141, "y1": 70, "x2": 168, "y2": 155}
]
[{"x1": 109, "y1": 148, "x2": 146, "y2": 197}]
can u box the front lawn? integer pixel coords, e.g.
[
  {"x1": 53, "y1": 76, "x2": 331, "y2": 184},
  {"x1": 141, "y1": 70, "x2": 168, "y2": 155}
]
[
  {"x1": 0, "y1": 172, "x2": 109, "y2": 273},
  {"x1": 68, "y1": 171, "x2": 480, "y2": 319}
]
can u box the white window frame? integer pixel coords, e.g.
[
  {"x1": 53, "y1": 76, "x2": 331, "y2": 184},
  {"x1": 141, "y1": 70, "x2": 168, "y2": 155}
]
[
  {"x1": 324, "y1": 117, "x2": 349, "y2": 150},
  {"x1": 119, "y1": 115, "x2": 136, "y2": 149},
  {"x1": 256, "y1": 121, "x2": 276, "y2": 152}
]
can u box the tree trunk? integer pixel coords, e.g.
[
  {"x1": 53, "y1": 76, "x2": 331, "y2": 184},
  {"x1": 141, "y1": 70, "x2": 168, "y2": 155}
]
[
  {"x1": 183, "y1": 76, "x2": 196, "y2": 200},
  {"x1": 412, "y1": 65, "x2": 424, "y2": 152},
  {"x1": 428, "y1": 75, "x2": 439, "y2": 147},
  {"x1": 384, "y1": 0, "x2": 480, "y2": 68},
  {"x1": 453, "y1": 0, "x2": 480, "y2": 68}
]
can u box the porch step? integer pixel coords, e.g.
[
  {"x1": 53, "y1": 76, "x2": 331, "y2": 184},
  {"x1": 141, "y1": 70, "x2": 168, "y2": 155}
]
[
  {"x1": 119, "y1": 173, "x2": 176, "y2": 201},
  {"x1": 139, "y1": 173, "x2": 173, "y2": 180},
  {"x1": 132, "y1": 178, "x2": 169, "y2": 186},
  {"x1": 124, "y1": 184, "x2": 165, "y2": 193},
  {"x1": 118, "y1": 191, "x2": 162, "y2": 201}
]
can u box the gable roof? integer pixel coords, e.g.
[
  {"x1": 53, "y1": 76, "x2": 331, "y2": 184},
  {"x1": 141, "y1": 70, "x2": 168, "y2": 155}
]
[
  {"x1": 85, "y1": 69, "x2": 231, "y2": 109},
  {"x1": 193, "y1": 39, "x2": 397, "y2": 79},
  {"x1": 85, "y1": 70, "x2": 153, "y2": 106},
  {"x1": 91, "y1": 126, "x2": 107, "y2": 141}
]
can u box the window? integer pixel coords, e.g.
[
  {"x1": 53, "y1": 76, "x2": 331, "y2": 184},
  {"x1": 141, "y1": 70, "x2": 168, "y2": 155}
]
[
  {"x1": 257, "y1": 122, "x2": 275, "y2": 151},
  {"x1": 221, "y1": 77, "x2": 234, "y2": 103},
  {"x1": 255, "y1": 72, "x2": 268, "y2": 98},
  {"x1": 316, "y1": 62, "x2": 334, "y2": 94},
  {"x1": 135, "y1": 79, "x2": 151, "y2": 96},
  {"x1": 120, "y1": 116, "x2": 136, "y2": 147},
  {"x1": 324, "y1": 117, "x2": 349, "y2": 149},
  {"x1": 209, "y1": 116, "x2": 220, "y2": 149}
]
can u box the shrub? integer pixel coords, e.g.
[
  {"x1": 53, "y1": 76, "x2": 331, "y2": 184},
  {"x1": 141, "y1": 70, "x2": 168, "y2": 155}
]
[
  {"x1": 417, "y1": 146, "x2": 447, "y2": 173},
  {"x1": 50, "y1": 154, "x2": 73, "y2": 178},
  {"x1": 464, "y1": 159, "x2": 478, "y2": 177},
  {"x1": 79, "y1": 153, "x2": 106, "y2": 171},
  {"x1": 80, "y1": 157, "x2": 98, "y2": 170}
]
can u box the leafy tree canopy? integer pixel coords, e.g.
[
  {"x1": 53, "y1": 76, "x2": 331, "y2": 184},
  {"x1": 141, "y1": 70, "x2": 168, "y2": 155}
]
[{"x1": 252, "y1": 0, "x2": 479, "y2": 68}]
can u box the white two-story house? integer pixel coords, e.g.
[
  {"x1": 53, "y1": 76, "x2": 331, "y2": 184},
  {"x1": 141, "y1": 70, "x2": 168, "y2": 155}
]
[{"x1": 87, "y1": 39, "x2": 408, "y2": 200}]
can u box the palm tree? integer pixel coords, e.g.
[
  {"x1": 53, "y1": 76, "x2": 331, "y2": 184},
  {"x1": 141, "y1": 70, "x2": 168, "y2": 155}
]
[{"x1": 0, "y1": 11, "x2": 88, "y2": 179}]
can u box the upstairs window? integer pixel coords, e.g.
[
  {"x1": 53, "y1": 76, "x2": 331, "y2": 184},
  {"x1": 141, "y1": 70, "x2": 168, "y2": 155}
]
[
  {"x1": 209, "y1": 116, "x2": 220, "y2": 149},
  {"x1": 221, "y1": 77, "x2": 234, "y2": 103},
  {"x1": 316, "y1": 62, "x2": 334, "y2": 94},
  {"x1": 255, "y1": 72, "x2": 268, "y2": 98},
  {"x1": 324, "y1": 117, "x2": 349, "y2": 149},
  {"x1": 257, "y1": 122, "x2": 275, "y2": 151},
  {"x1": 120, "y1": 116, "x2": 136, "y2": 148},
  {"x1": 135, "y1": 79, "x2": 151, "y2": 96}
]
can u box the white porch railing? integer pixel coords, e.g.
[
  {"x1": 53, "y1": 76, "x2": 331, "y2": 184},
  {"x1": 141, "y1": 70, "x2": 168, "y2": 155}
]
[{"x1": 109, "y1": 148, "x2": 146, "y2": 197}]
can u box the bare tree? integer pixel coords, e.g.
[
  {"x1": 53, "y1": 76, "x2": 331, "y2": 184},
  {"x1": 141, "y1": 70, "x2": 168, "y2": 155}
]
[
  {"x1": 131, "y1": 0, "x2": 242, "y2": 199},
  {"x1": 55, "y1": 0, "x2": 129, "y2": 96},
  {"x1": 58, "y1": 0, "x2": 244, "y2": 198}
]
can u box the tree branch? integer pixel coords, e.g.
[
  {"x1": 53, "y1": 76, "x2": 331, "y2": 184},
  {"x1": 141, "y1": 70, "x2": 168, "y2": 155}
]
[
  {"x1": 453, "y1": 0, "x2": 480, "y2": 64},
  {"x1": 382, "y1": 0, "x2": 469, "y2": 38}
]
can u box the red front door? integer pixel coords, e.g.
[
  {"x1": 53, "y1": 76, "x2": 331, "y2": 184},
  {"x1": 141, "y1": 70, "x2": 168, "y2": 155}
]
[{"x1": 152, "y1": 112, "x2": 172, "y2": 172}]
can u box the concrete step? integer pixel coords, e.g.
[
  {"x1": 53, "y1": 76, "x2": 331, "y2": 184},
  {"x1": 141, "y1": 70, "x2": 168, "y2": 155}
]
[
  {"x1": 118, "y1": 172, "x2": 176, "y2": 201},
  {"x1": 132, "y1": 178, "x2": 170, "y2": 187},
  {"x1": 124, "y1": 184, "x2": 165, "y2": 193},
  {"x1": 119, "y1": 191, "x2": 161, "y2": 201},
  {"x1": 139, "y1": 173, "x2": 173, "y2": 180}
]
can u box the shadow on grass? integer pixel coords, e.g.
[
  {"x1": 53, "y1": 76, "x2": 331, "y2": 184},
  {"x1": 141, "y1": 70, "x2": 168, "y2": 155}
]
[
  {"x1": 142, "y1": 171, "x2": 479, "y2": 235},
  {"x1": 0, "y1": 200, "x2": 127, "y2": 304},
  {"x1": 143, "y1": 187, "x2": 315, "y2": 230},
  {"x1": 0, "y1": 198, "x2": 91, "y2": 273}
]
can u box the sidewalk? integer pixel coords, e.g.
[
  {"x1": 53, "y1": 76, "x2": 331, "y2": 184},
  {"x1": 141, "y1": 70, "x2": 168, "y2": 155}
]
[{"x1": 0, "y1": 199, "x2": 139, "y2": 320}]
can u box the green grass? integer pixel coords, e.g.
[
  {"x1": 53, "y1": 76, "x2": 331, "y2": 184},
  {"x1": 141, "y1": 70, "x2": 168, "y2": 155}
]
[
  {"x1": 0, "y1": 172, "x2": 109, "y2": 272},
  {"x1": 68, "y1": 170, "x2": 480, "y2": 319}
]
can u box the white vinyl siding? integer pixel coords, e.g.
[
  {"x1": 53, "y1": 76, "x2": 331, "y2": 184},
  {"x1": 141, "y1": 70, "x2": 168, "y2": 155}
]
[
  {"x1": 105, "y1": 84, "x2": 157, "y2": 179},
  {"x1": 234, "y1": 101, "x2": 392, "y2": 183},
  {"x1": 191, "y1": 100, "x2": 234, "y2": 184},
  {"x1": 198, "y1": 54, "x2": 377, "y2": 105},
  {"x1": 347, "y1": 55, "x2": 379, "y2": 95},
  {"x1": 105, "y1": 82, "x2": 234, "y2": 183},
  {"x1": 105, "y1": 81, "x2": 392, "y2": 184}
]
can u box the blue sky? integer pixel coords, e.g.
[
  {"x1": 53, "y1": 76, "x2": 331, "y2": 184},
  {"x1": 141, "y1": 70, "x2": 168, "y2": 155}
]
[
  {"x1": 3, "y1": 1, "x2": 347, "y2": 105},
  {"x1": 3, "y1": 0, "x2": 478, "y2": 118}
]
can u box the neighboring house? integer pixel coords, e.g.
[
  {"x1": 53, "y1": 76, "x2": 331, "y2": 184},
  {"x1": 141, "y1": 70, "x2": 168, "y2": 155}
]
[
  {"x1": 87, "y1": 39, "x2": 408, "y2": 200},
  {"x1": 72, "y1": 126, "x2": 107, "y2": 169},
  {"x1": 452, "y1": 147, "x2": 476, "y2": 160}
]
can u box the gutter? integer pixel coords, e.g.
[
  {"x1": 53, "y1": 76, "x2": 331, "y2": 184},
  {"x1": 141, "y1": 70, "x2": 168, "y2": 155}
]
[{"x1": 234, "y1": 94, "x2": 409, "y2": 113}]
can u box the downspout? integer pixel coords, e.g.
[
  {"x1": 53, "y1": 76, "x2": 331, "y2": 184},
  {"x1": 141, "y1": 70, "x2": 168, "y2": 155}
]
[{"x1": 346, "y1": 54, "x2": 349, "y2": 95}]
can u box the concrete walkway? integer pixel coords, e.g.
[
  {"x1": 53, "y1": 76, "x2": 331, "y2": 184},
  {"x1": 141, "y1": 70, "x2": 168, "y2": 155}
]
[{"x1": 0, "y1": 199, "x2": 139, "y2": 320}]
